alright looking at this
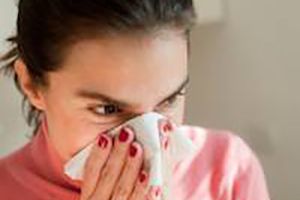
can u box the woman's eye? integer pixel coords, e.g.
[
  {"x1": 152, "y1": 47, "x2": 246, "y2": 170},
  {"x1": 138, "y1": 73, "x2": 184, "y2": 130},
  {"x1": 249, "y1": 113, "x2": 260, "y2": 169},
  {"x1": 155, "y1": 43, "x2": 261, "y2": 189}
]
[
  {"x1": 89, "y1": 104, "x2": 122, "y2": 116},
  {"x1": 159, "y1": 92, "x2": 186, "y2": 109},
  {"x1": 166, "y1": 95, "x2": 178, "y2": 105},
  {"x1": 88, "y1": 90, "x2": 187, "y2": 117}
]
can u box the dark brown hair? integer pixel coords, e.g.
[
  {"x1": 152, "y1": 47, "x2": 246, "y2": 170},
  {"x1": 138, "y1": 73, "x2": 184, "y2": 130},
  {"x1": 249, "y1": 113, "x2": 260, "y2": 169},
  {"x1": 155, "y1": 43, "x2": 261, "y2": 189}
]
[{"x1": 0, "y1": 0, "x2": 196, "y2": 134}]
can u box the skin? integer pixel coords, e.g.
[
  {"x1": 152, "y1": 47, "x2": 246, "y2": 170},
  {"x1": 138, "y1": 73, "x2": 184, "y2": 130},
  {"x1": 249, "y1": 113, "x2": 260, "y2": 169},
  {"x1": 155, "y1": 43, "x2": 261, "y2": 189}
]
[{"x1": 14, "y1": 30, "x2": 188, "y2": 199}]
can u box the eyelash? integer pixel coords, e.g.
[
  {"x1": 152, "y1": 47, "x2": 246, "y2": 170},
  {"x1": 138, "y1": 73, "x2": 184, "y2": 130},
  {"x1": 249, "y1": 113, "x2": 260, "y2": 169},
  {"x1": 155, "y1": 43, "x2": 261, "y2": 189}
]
[
  {"x1": 89, "y1": 91, "x2": 186, "y2": 117},
  {"x1": 89, "y1": 104, "x2": 123, "y2": 117}
]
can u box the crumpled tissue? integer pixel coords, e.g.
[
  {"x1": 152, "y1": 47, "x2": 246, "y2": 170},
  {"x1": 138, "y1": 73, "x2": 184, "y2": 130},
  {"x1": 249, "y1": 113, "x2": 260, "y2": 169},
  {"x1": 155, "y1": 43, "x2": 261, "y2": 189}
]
[{"x1": 64, "y1": 112, "x2": 196, "y2": 199}]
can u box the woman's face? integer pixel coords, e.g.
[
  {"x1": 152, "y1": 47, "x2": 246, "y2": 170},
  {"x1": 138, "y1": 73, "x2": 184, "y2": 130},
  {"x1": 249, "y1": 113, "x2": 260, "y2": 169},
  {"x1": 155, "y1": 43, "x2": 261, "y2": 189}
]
[{"x1": 32, "y1": 32, "x2": 188, "y2": 161}]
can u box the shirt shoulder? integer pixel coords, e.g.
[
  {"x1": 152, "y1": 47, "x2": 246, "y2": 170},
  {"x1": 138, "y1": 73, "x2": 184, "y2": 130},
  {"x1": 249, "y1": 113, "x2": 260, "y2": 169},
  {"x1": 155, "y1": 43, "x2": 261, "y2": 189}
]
[
  {"x1": 177, "y1": 125, "x2": 255, "y2": 170},
  {"x1": 170, "y1": 125, "x2": 270, "y2": 200},
  {"x1": 0, "y1": 143, "x2": 35, "y2": 199}
]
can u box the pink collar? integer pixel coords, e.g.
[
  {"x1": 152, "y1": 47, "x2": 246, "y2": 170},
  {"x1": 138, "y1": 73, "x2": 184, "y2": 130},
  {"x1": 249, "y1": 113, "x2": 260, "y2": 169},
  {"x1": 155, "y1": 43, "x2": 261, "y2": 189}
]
[{"x1": 29, "y1": 115, "x2": 81, "y2": 193}]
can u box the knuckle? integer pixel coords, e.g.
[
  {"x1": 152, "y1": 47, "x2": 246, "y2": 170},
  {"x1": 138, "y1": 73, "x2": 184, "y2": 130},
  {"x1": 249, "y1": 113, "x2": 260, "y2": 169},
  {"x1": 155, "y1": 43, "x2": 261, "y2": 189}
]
[
  {"x1": 116, "y1": 185, "x2": 131, "y2": 197},
  {"x1": 84, "y1": 160, "x2": 94, "y2": 172},
  {"x1": 131, "y1": 188, "x2": 147, "y2": 200},
  {"x1": 113, "y1": 137, "x2": 129, "y2": 152},
  {"x1": 100, "y1": 166, "x2": 111, "y2": 181},
  {"x1": 110, "y1": 154, "x2": 125, "y2": 171},
  {"x1": 114, "y1": 145, "x2": 126, "y2": 157},
  {"x1": 126, "y1": 157, "x2": 142, "y2": 171}
]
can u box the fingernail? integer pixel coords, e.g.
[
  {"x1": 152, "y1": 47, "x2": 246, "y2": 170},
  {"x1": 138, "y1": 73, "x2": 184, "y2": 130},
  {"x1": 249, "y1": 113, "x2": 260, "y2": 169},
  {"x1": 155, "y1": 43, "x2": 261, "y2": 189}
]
[
  {"x1": 98, "y1": 135, "x2": 108, "y2": 148},
  {"x1": 139, "y1": 171, "x2": 147, "y2": 183},
  {"x1": 150, "y1": 186, "x2": 161, "y2": 198},
  {"x1": 155, "y1": 187, "x2": 161, "y2": 197},
  {"x1": 129, "y1": 144, "x2": 138, "y2": 157},
  {"x1": 163, "y1": 138, "x2": 169, "y2": 150},
  {"x1": 164, "y1": 122, "x2": 173, "y2": 132},
  {"x1": 163, "y1": 123, "x2": 168, "y2": 133},
  {"x1": 119, "y1": 127, "x2": 130, "y2": 142}
]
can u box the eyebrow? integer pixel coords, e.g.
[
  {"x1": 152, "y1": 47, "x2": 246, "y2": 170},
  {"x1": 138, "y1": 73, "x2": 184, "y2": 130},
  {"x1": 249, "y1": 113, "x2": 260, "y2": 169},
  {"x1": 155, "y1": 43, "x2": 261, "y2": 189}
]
[{"x1": 76, "y1": 75, "x2": 190, "y2": 108}]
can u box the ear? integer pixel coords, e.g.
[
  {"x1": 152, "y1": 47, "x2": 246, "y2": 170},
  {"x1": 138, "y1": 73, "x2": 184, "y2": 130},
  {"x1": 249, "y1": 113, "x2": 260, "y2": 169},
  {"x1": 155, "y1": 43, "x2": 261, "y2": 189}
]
[{"x1": 14, "y1": 59, "x2": 46, "y2": 111}]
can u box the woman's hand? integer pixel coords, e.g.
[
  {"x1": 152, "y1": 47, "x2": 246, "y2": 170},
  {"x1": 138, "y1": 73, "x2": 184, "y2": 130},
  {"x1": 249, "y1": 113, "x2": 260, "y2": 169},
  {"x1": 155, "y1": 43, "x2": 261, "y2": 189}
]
[{"x1": 79, "y1": 127, "x2": 160, "y2": 200}]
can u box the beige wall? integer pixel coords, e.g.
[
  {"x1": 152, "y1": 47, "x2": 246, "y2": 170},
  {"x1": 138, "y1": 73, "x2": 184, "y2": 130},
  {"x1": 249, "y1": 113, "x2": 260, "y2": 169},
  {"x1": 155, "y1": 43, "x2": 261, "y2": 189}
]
[
  {"x1": 0, "y1": 0, "x2": 31, "y2": 156},
  {"x1": 186, "y1": 0, "x2": 300, "y2": 199},
  {"x1": 1, "y1": 0, "x2": 299, "y2": 199}
]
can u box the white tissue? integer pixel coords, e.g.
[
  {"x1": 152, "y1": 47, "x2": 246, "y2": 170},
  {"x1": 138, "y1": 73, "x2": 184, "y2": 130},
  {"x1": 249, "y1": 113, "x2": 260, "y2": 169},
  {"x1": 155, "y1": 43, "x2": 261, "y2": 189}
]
[{"x1": 64, "y1": 112, "x2": 196, "y2": 199}]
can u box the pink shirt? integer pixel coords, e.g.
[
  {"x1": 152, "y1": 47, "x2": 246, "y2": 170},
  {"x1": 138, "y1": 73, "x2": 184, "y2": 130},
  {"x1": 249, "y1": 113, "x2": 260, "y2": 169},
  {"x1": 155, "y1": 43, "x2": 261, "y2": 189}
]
[{"x1": 0, "y1": 117, "x2": 270, "y2": 200}]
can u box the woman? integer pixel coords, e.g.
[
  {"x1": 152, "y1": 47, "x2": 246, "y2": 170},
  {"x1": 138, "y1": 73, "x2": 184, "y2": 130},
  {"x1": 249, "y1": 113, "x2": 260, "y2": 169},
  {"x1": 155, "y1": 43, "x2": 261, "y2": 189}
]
[{"x1": 0, "y1": 0, "x2": 270, "y2": 199}]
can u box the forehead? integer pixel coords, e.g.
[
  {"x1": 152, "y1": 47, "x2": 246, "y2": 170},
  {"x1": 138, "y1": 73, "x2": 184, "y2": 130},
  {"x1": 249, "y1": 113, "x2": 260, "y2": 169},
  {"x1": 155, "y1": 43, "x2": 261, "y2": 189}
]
[{"x1": 52, "y1": 33, "x2": 188, "y2": 109}]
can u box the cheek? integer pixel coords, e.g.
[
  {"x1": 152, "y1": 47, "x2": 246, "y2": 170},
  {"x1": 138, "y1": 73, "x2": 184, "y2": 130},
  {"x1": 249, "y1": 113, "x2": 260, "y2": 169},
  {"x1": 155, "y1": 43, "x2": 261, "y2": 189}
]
[{"x1": 44, "y1": 96, "x2": 125, "y2": 158}]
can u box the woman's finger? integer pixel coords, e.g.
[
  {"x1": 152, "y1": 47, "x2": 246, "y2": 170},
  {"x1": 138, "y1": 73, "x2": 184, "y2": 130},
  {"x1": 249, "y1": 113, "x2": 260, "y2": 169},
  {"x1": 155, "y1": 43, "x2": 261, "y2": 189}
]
[
  {"x1": 92, "y1": 126, "x2": 135, "y2": 200},
  {"x1": 129, "y1": 170, "x2": 149, "y2": 200},
  {"x1": 80, "y1": 133, "x2": 112, "y2": 200},
  {"x1": 111, "y1": 142, "x2": 143, "y2": 200}
]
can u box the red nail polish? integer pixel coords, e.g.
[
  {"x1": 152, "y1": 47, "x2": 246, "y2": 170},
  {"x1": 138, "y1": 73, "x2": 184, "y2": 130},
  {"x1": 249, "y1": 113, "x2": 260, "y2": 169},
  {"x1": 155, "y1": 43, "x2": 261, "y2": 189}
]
[
  {"x1": 167, "y1": 122, "x2": 173, "y2": 132},
  {"x1": 163, "y1": 138, "x2": 169, "y2": 150},
  {"x1": 163, "y1": 121, "x2": 173, "y2": 133},
  {"x1": 155, "y1": 187, "x2": 161, "y2": 197},
  {"x1": 98, "y1": 135, "x2": 108, "y2": 148},
  {"x1": 163, "y1": 123, "x2": 169, "y2": 133},
  {"x1": 129, "y1": 144, "x2": 138, "y2": 157},
  {"x1": 139, "y1": 171, "x2": 147, "y2": 183},
  {"x1": 119, "y1": 128, "x2": 129, "y2": 142}
]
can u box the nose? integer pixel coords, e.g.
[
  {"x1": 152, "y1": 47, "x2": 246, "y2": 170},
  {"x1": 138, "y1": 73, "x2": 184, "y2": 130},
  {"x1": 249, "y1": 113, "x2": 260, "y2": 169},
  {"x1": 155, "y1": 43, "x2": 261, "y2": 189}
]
[
  {"x1": 128, "y1": 104, "x2": 157, "y2": 115},
  {"x1": 132, "y1": 109, "x2": 174, "y2": 122},
  {"x1": 124, "y1": 103, "x2": 175, "y2": 122}
]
